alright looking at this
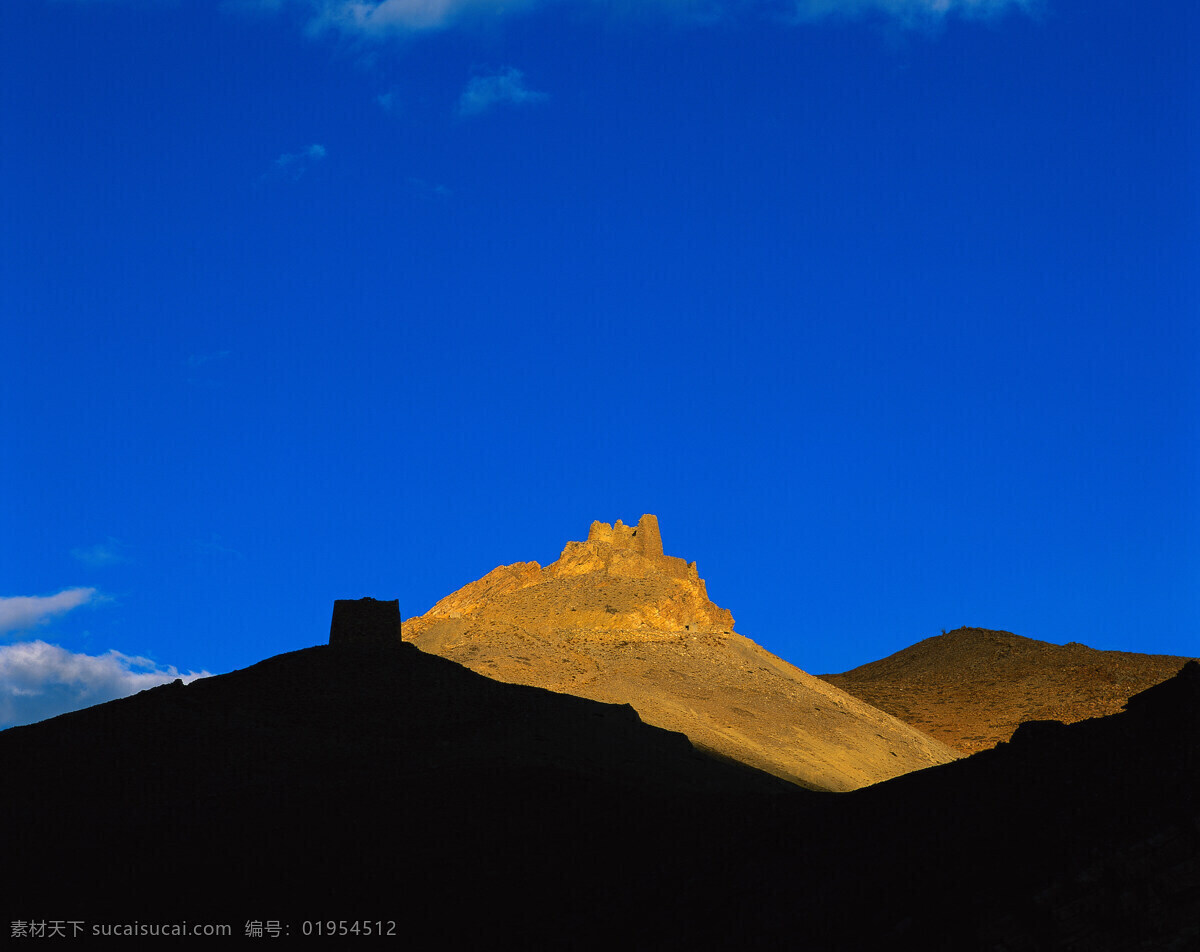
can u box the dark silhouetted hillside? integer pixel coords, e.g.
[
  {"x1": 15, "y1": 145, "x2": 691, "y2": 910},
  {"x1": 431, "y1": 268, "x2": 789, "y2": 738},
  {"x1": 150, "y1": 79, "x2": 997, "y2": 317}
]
[{"x1": 4, "y1": 635, "x2": 1197, "y2": 949}]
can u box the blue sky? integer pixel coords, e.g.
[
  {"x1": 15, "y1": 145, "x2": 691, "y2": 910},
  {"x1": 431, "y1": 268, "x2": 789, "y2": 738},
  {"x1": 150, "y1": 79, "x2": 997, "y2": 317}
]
[{"x1": 2, "y1": 0, "x2": 1196, "y2": 728}]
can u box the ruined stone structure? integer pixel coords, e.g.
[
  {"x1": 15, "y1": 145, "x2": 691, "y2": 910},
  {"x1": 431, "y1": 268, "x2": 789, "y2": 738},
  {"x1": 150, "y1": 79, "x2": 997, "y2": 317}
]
[
  {"x1": 566, "y1": 514, "x2": 703, "y2": 587},
  {"x1": 587, "y1": 514, "x2": 663, "y2": 558},
  {"x1": 329, "y1": 597, "x2": 401, "y2": 646},
  {"x1": 409, "y1": 514, "x2": 732, "y2": 635}
]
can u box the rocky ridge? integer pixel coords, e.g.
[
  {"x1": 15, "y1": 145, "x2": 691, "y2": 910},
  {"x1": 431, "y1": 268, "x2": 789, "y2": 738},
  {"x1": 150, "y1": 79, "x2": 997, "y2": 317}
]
[
  {"x1": 418, "y1": 515, "x2": 734, "y2": 636},
  {"x1": 403, "y1": 515, "x2": 960, "y2": 791},
  {"x1": 821, "y1": 626, "x2": 1197, "y2": 754}
]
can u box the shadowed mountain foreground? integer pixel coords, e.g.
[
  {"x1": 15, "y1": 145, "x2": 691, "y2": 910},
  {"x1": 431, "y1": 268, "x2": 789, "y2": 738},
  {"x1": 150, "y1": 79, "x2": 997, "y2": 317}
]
[
  {"x1": 4, "y1": 622, "x2": 1198, "y2": 949},
  {"x1": 822, "y1": 626, "x2": 1199, "y2": 754},
  {"x1": 403, "y1": 515, "x2": 958, "y2": 790}
]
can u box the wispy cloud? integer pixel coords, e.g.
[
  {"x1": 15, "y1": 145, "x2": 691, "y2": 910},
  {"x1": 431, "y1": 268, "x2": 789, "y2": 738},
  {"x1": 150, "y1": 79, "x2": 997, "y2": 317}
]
[
  {"x1": 375, "y1": 89, "x2": 401, "y2": 114},
  {"x1": 0, "y1": 640, "x2": 210, "y2": 729},
  {"x1": 185, "y1": 349, "x2": 233, "y2": 389},
  {"x1": 196, "y1": 534, "x2": 247, "y2": 562},
  {"x1": 251, "y1": 0, "x2": 1034, "y2": 36},
  {"x1": 53, "y1": 0, "x2": 1040, "y2": 36},
  {"x1": 458, "y1": 67, "x2": 547, "y2": 117},
  {"x1": 407, "y1": 177, "x2": 453, "y2": 199},
  {"x1": 0, "y1": 589, "x2": 97, "y2": 636},
  {"x1": 306, "y1": 0, "x2": 528, "y2": 36},
  {"x1": 788, "y1": 0, "x2": 1035, "y2": 24},
  {"x1": 185, "y1": 350, "x2": 231, "y2": 368},
  {"x1": 71, "y1": 539, "x2": 129, "y2": 568},
  {"x1": 267, "y1": 143, "x2": 327, "y2": 182}
]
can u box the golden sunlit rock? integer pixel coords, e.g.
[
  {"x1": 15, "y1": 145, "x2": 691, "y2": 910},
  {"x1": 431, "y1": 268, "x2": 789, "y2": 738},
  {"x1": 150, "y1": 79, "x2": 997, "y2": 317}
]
[
  {"x1": 822, "y1": 626, "x2": 1198, "y2": 754},
  {"x1": 404, "y1": 514, "x2": 960, "y2": 791}
]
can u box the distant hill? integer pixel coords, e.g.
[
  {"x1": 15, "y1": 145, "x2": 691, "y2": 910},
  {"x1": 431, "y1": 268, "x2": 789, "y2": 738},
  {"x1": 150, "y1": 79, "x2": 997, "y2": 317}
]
[
  {"x1": 3, "y1": 618, "x2": 1197, "y2": 949},
  {"x1": 821, "y1": 626, "x2": 1197, "y2": 753},
  {"x1": 402, "y1": 514, "x2": 959, "y2": 791}
]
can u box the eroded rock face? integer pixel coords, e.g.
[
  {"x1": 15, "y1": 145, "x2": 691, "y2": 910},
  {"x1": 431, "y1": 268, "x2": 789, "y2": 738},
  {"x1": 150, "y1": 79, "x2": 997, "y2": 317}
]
[
  {"x1": 403, "y1": 516, "x2": 960, "y2": 791},
  {"x1": 420, "y1": 514, "x2": 734, "y2": 635}
]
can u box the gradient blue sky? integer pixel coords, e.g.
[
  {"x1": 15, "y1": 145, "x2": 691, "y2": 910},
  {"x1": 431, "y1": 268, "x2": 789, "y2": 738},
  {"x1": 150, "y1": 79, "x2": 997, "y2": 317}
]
[{"x1": 2, "y1": 0, "x2": 1197, "y2": 728}]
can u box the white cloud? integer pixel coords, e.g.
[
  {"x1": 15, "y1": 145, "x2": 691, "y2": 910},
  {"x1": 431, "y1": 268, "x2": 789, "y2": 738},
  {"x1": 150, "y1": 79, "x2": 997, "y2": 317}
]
[
  {"x1": 0, "y1": 589, "x2": 97, "y2": 635},
  {"x1": 0, "y1": 640, "x2": 211, "y2": 729},
  {"x1": 458, "y1": 67, "x2": 547, "y2": 117},
  {"x1": 269, "y1": 143, "x2": 327, "y2": 181}
]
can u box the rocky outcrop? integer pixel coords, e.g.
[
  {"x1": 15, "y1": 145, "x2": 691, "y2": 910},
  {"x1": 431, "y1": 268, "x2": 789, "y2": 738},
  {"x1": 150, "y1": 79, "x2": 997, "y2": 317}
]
[
  {"x1": 419, "y1": 514, "x2": 733, "y2": 635},
  {"x1": 403, "y1": 516, "x2": 960, "y2": 791}
]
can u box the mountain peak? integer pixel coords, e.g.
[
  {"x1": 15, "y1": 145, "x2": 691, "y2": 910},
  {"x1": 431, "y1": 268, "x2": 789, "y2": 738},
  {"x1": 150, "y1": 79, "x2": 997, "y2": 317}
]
[
  {"x1": 403, "y1": 516, "x2": 959, "y2": 790},
  {"x1": 417, "y1": 514, "x2": 734, "y2": 635}
]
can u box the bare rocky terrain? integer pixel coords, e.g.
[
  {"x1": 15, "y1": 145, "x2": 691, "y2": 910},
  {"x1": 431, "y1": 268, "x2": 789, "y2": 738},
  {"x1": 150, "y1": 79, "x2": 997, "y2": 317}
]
[
  {"x1": 821, "y1": 626, "x2": 1197, "y2": 754},
  {"x1": 403, "y1": 515, "x2": 958, "y2": 791}
]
